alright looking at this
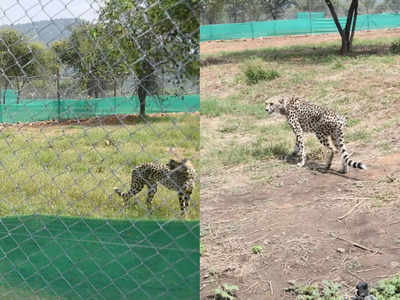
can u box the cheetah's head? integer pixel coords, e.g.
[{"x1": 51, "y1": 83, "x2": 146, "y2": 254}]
[
  {"x1": 168, "y1": 159, "x2": 188, "y2": 172},
  {"x1": 265, "y1": 96, "x2": 289, "y2": 115}
]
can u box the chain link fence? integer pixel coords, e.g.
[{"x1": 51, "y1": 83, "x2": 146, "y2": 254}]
[{"x1": 0, "y1": 0, "x2": 199, "y2": 299}]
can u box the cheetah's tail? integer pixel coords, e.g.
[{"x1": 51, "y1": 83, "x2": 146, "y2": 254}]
[
  {"x1": 340, "y1": 149, "x2": 367, "y2": 170},
  {"x1": 113, "y1": 187, "x2": 123, "y2": 196}
]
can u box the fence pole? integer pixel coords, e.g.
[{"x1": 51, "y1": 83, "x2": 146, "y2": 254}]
[{"x1": 56, "y1": 68, "x2": 61, "y2": 121}]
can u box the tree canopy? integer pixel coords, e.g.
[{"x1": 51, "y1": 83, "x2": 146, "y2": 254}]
[
  {"x1": 98, "y1": 0, "x2": 199, "y2": 115},
  {"x1": 0, "y1": 28, "x2": 54, "y2": 103}
]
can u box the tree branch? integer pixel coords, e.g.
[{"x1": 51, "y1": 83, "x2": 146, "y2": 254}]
[
  {"x1": 344, "y1": 0, "x2": 358, "y2": 39},
  {"x1": 324, "y1": 0, "x2": 344, "y2": 38},
  {"x1": 350, "y1": 0, "x2": 359, "y2": 44}
]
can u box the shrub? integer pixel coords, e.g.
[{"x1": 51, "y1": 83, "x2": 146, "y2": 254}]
[
  {"x1": 390, "y1": 39, "x2": 400, "y2": 54},
  {"x1": 241, "y1": 59, "x2": 280, "y2": 85}
]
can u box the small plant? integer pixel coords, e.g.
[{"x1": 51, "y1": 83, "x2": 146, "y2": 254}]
[
  {"x1": 214, "y1": 284, "x2": 239, "y2": 300},
  {"x1": 285, "y1": 281, "x2": 344, "y2": 300},
  {"x1": 241, "y1": 58, "x2": 280, "y2": 85},
  {"x1": 390, "y1": 39, "x2": 400, "y2": 54},
  {"x1": 251, "y1": 245, "x2": 263, "y2": 254},
  {"x1": 371, "y1": 273, "x2": 400, "y2": 298},
  {"x1": 200, "y1": 243, "x2": 204, "y2": 256},
  {"x1": 332, "y1": 60, "x2": 345, "y2": 70}
]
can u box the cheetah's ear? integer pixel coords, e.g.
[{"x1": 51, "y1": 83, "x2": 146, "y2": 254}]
[{"x1": 168, "y1": 159, "x2": 177, "y2": 168}]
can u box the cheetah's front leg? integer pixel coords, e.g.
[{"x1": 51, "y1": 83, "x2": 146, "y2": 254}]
[
  {"x1": 295, "y1": 134, "x2": 306, "y2": 167},
  {"x1": 288, "y1": 118, "x2": 305, "y2": 167}
]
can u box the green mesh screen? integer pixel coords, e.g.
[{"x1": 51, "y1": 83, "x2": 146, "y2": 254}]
[
  {"x1": 200, "y1": 13, "x2": 400, "y2": 42},
  {"x1": 0, "y1": 215, "x2": 199, "y2": 300},
  {"x1": 0, "y1": 90, "x2": 18, "y2": 104},
  {"x1": 0, "y1": 95, "x2": 199, "y2": 124}
]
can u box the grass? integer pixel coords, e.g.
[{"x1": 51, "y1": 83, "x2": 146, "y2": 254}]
[
  {"x1": 201, "y1": 37, "x2": 400, "y2": 176},
  {"x1": 0, "y1": 113, "x2": 200, "y2": 220}
]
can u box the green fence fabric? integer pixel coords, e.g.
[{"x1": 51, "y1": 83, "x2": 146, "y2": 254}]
[
  {"x1": 0, "y1": 90, "x2": 18, "y2": 104},
  {"x1": 200, "y1": 13, "x2": 400, "y2": 41},
  {"x1": 0, "y1": 94, "x2": 200, "y2": 124},
  {"x1": 0, "y1": 215, "x2": 200, "y2": 299}
]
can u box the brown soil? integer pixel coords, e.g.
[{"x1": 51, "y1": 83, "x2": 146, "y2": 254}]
[
  {"x1": 200, "y1": 153, "x2": 400, "y2": 299},
  {"x1": 200, "y1": 28, "x2": 400, "y2": 55},
  {"x1": 0, "y1": 112, "x2": 198, "y2": 128}
]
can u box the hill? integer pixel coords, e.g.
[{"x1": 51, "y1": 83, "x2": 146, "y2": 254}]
[{"x1": 0, "y1": 18, "x2": 84, "y2": 46}]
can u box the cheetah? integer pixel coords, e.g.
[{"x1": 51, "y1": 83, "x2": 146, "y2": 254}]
[
  {"x1": 265, "y1": 96, "x2": 367, "y2": 173},
  {"x1": 114, "y1": 159, "x2": 195, "y2": 214}
]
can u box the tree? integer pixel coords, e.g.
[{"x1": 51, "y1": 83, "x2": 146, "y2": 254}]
[
  {"x1": 360, "y1": 0, "x2": 377, "y2": 14},
  {"x1": 325, "y1": 0, "x2": 359, "y2": 54},
  {"x1": 52, "y1": 23, "x2": 128, "y2": 98},
  {"x1": 244, "y1": 0, "x2": 265, "y2": 22},
  {"x1": 259, "y1": 0, "x2": 294, "y2": 20},
  {"x1": 385, "y1": 0, "x2": 400, "y2": 13},
  {"x1": 293, "y1": 0, "x2": 326, "y2": 11},
  {"x1": 225, "y1": 0, "x2": 247, "y2": 23},
  {"x1": 0, "y1": 29, "x2": 52, "y2": 103},
  {"x1": 200, "y1": 0, "x2": 225, "y2": 24},
  {"x1": 99, "y1": 0, "x2": 199, "y2": 117}
]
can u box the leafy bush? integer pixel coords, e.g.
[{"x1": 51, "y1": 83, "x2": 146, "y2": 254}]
[
  {"x1": 214, "y1": 284, "x2": 239, "y2": 300},
  {"x1": 371, "y1": 274, "x2": 400, "y2": 299},
  {"x1": 241, "y1": 59, "x2": 280, "y2": 85},
  {"x1": 390, "y1": 39, "x2": 400, "y2": 54},
  {"x1": 285, "y1": 281, "x2": 344, "y2": 300}
]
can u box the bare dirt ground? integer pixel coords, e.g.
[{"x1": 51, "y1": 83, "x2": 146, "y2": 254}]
[
  {"x1": 201, "y1": 152, "x2": 400, "y2": 299},
  {"x1": 201, "y1": 28, "x2": 400, "y2": 55},
  {"x1": 200, "y1": 30, "x2": 400, "y2": 299},
  {"x1": 0, "y1": 112, "x2": 198, "y2": 128}
]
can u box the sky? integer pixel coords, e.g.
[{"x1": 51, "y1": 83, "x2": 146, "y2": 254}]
[{"x1": 0, "y1": 0, "x2": 102, "y2": 25}]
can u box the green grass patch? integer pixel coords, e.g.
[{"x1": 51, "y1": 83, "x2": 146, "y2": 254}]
[
  {"x1": 218, "y1": 139, "x2": 290, "y2": 167},
  {"x1": 241, "y1": 58, "x2": 280, "y2": 85},
  {"x1": 346, "y1": 129, "x2": 372, "y2": 142},
  {"x1": 201, "y1": 97, "x2": 267, "y2": 119},
  {"x1": 286, "y1": 280, "x2": 343, "y2": 300},
  {"x1": 0, "y1": 114, "x2": 199, "y2": 220}
]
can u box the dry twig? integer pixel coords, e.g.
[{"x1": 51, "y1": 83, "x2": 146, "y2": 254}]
[
  {"x1": 330, "y1": 233, "x2": 383, "y2": 254},
  {"x1": 337, "y1": 200, "x2": 365, "y2": 220}
]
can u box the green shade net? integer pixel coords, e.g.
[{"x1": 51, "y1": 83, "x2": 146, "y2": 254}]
[
  {"x1": 0, "y1": 94, "x2": 200, "y2": 124},
  {"x1": 0, "y1": 215, "x2": 200, "y2": 299},
  {"x1": 200, "y1": 13, "x2": 400, "y2": 42}
]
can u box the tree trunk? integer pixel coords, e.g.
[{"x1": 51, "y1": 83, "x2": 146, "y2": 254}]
[
  {"x1": 138, "y1": 84, "x2": 146, "y2": 117},
  {"x1": 16, "y1": 77, "x2": 20, "y2": 104},
  {"x1": 325, "y1": 0, "x2": 359, "y2": 55},
  {"x1": 3, "y1": 80, "x2": 8, "y2": 104}
]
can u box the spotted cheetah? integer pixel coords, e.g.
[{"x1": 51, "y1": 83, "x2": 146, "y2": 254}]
[
  {"x1": 114, "y1": 159, "x2": 195, "y2": 214},
  {"x1": 265, "y1": 96, "x2": 367, "y2": 173}
]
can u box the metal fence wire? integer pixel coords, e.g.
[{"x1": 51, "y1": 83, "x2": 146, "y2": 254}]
[{"x1": 0, "y1": 0, "x2": 200, "y2": 299}]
